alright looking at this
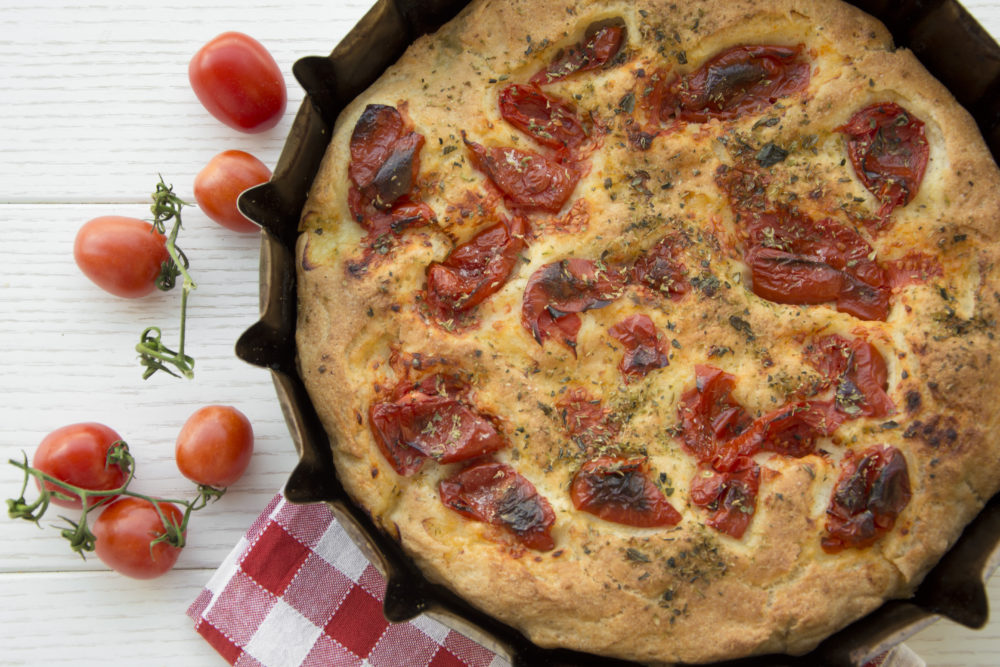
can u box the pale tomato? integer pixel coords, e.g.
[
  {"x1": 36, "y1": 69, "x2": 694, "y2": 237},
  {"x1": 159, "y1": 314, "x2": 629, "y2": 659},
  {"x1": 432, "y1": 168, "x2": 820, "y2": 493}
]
[{"x1": 194, "y1": 150, "x2": 270, "y2": 232}]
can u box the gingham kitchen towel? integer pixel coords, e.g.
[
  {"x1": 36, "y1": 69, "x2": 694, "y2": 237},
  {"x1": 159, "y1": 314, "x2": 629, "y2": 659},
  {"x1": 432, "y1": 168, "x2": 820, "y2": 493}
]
[
  {"x1": 188, "y1": 492, "x2": 922, "y2": 667},
  {"x1": 187, "y1": 492, "x2": 508, "y2": 667}
]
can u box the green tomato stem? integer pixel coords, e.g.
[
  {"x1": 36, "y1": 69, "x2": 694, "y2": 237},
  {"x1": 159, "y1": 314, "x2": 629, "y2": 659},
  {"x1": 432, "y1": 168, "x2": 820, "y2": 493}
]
[{"x1": 6, "y1": 442, "x2": 225, "y2": 555}]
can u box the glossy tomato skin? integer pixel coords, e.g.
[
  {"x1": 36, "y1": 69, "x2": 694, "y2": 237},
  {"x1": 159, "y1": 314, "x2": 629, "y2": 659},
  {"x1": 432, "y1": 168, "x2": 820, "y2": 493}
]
[
  {"x1": 33, "y1": 423, "x2": 128, "y2": 509},
  {"x1": 194, "y1": 150, "x2": 271, "y2": 233},
  {"x1": 73, "y1": 216, "x2": 169, "y2": 298},
  {"x1": 175, "y1": 406, "x2": 254, "y2": 487},
  {"x1": 93, "y1": 497, "x2": 184, "y2": 579},
  {"x1": 189, "y1": 32, "x2": 286, "y2": 133}
]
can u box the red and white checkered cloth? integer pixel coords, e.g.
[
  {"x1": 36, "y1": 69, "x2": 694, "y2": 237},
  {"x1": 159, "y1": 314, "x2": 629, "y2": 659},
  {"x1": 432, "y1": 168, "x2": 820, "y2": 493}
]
[
  {"x1": 188, "y1": 492, "x2": 923, "y2": 667},
  {"x1": 187, "y1": 492, "x2": 507, "y2": 667}
]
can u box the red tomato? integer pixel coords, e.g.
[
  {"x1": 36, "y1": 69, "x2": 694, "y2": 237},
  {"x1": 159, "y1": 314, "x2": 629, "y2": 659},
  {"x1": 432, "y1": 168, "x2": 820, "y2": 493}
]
[
  {"x1": 93, "y1": 497, "x2": 184, "y2": 579},
  {"x1": 838, "y1": 102, "x2": 929, "y2": 217},
  {"x1": 32, "y1": 423, "x2": 128, "y2": 509},
  {"x1": 690, "y1": 461, "x2": 760, "y2": 539},
  {"x1": 521, "y1": 258, "x2": 625, "y2": 351},
  {"x1": 194, "y1": 150, "x2": 271, "y2": 233},
  {"x1": 369, "y1": 382, "x2": 505, "y2": 476},
  {"x1": 555, "y1": 387, "x2": 619, "y2": 450},
  {"x1": 425, "y1": 216, "x2": 528, "y2": 319},
  {"x1": 175, "y1": 406, "x2": 254, "y2": 488},
  {"x1": 530, "y1": 22, "x2": 626, "y2": 85},
  {"x1": 498, "y1": 84, "x2": 587, "y2": 149},
  {"x1": 822, "y1": 445, "x2": 911, "y2": 553},
  {"x1": 439, "y1": 461, "x2": 556, "y2": 551},
  {"x1": 608, "y1": 314, "x2": 669, "y2": 382},
  {"x1": 570, "y1": 456, "x2": 681, "y2": 528},
  {"x1": 73, "y1": 216, "x2": 169, "y2": 298},
  {"x1": 651, "y1": 44, "x2": 810, "y2": 123},
  {"x1": 463, "y1": 133, "x2": 579, "y2": 212},
  {"x1": 189, "y1": 32, "x2": 286, "y2": 133}
]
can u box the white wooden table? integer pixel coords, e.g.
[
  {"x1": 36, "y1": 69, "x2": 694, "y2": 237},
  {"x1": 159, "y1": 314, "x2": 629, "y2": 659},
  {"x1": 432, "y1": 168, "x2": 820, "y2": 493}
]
[{"x1": 1, "y1": 2, "x2": 998, "y2": 665}]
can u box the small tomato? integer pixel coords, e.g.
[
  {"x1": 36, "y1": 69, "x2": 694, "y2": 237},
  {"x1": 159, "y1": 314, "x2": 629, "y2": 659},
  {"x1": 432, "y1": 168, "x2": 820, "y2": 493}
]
[
  {"x1": 93, "y1": 497, "x2": 184, "y2": 579},
  {"x1": 73, "y1": 216, "x2": 169, "y2": 298},
  {"x1": 32, "y1": 423, "x2": 128, "y2": 509},
  {"x1": 189, "y1": 32, "x2": 286, "y2": 133},
  {"x1": 194, "y1": 150, "x2": 271, "y2": 233},
  {"x1": 175, "y1": 405, "x2": 254, "y2": 487}
]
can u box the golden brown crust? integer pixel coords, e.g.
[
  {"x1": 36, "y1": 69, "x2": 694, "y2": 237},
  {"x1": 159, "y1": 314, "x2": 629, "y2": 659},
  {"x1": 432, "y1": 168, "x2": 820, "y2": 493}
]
[{"x1": 295, "y1": 0, "x2": 1000, "y2": 662}]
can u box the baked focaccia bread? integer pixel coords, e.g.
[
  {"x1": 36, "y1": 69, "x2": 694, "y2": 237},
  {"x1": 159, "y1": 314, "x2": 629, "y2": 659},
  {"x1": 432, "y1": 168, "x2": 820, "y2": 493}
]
[{"x1": 295, "y1": 0, "x2": 1000, "y2": 662}]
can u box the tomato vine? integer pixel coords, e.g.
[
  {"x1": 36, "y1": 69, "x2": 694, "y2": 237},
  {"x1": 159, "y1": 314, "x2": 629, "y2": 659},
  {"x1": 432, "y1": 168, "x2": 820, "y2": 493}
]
[
  {"x1": 6, "y1": 441, "x2": 222, "y2": 559},
  {"x1": 137, "y1": 178, "x2": 197, "y2": 379}
]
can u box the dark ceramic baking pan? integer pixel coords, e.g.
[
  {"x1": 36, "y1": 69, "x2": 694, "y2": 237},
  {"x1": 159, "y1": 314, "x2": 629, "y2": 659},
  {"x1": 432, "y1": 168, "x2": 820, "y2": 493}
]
[{"x1": 235, "y1": 1, "x2": 1000, "y2": 664}]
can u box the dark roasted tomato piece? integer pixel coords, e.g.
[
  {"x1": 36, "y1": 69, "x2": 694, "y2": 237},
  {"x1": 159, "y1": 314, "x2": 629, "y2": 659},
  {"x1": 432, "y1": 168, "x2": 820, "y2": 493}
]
[
  {"x1": 717, "y1": 166, "x2": 892, "y2": 321},
  {"x1": 630, "y1": 234, "x2": 690, "y2": 300},
  {"x1": 426, "y1": 215, "x2": 529, "y2": 320},
  {"x1": 347, "y1": 104, "x2": 434, "y2": 242},
  {"x1": 522, "y1": 258, "x2": 625, "y2": 352},
  {"x1": 608, "y1": 314, "x2": 669, "y2": 382},
  {"x1": 689, "y1": 460, "x2": 760, "y2": 539},
  {"x1": 530, "y1": 20, "x2": 627, "y2": 85},
  {"x1": 440, "y1": 461, "x2": 556, "y2": 551},
  {"x1": 715, "y1": 400, "x2": 843, "y2": 471},
  {"x1": 556, "y1": 387, "x2": 620, "y2": 451},
  {"x1": 804, "y1": 335, "x2": 895, "y2": 418},
  {"x1": 747, "y1": 246, "x2": 844, "y2": 305},
  {"x1": 822, "y1": 445, "x2": 911, "y2": 553},
  {"x1": 463, "y1": 133, "x2": 579, "y2": 212},
  {"x1": 499, "y1": 84, "x2": 588, "y2": 150},
  {"x1": 838, "y1": 102, "x2": 929, "y2": 218},
  {"x1": 654, "y1": 44, "x2": 810, "y2": 123},
  {"x1": 571, "y1": 456, "x2": 681, "y2": 527},
  {"x1": 677, "y1": 365, "x2": 752, "y2": 462},
  {"x1": 369, "y1": 383, "x2": 505, "y2": 476}
]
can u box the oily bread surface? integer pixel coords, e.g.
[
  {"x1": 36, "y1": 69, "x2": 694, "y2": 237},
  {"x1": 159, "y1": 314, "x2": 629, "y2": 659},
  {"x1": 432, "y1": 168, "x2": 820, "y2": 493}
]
[{"x1": 295, "y1": 0, "x2": 1000, "y2": 662}]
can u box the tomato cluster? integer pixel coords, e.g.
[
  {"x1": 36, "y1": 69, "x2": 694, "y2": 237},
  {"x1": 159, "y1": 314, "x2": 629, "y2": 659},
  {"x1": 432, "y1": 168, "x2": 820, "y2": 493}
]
[
  {"x1": 25, "y1": 31, "x2": 283, "y2": 581},
  {"x1": 19, "y1": 407, "x2": 254, "y2": 579}
]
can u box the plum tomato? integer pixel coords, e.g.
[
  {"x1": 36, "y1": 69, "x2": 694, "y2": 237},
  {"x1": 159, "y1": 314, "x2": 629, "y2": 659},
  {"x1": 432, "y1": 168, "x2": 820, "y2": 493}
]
[
  {"x1": 73, "y1": 216, "x2": 169, "y2": 298},
  {"x1": 194, "y1": 150, "x2": 271, "y2": 233},
  {"x1": 32, "y1": 423, "x2": 128, "y2": 509},
  {"x1": 175, "y1": 405, "x2": 254, "y2": 487},
  {"x1": 188, "y1": 32, "x2": 286, "y2": 133},
  {"x1": 93, "y1": 497, "x2": 184, "y2": 579}
]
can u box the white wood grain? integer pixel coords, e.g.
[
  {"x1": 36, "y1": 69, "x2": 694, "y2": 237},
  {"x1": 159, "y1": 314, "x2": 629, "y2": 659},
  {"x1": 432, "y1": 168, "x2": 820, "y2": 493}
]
[{"x1": 0, "y1": 1, "x2": 998, "y2": 665}]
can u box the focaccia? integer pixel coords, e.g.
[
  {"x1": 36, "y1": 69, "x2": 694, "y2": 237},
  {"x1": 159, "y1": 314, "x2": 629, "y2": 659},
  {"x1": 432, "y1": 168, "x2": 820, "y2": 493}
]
[{"x1": 295, "y1": 0, "x2": 1000, "y2": 662}]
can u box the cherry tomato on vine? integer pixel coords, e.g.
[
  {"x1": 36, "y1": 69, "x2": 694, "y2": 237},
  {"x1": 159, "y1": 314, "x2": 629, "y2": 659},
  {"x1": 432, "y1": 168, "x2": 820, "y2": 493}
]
[
  {"x1": 175, "y1": 405, "x2": 254, "y2": 488},
  {"x1": 73, "y1": 216, "x2": 169, "y2": 298},
  {"x1": 32, "y1": 423, "x2": 128, "y2": 509},
  {"x1": 93, "y1": 497, "x2": 185, "y2": 579},
  {"x1": 194, "y1": 150, "x2": 271, "y2": 233},
  {"x1": 189, "y1": 32, "x2": 286, "y2": 133}
]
